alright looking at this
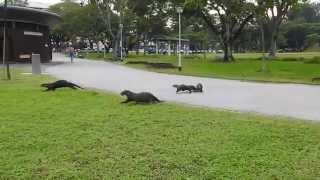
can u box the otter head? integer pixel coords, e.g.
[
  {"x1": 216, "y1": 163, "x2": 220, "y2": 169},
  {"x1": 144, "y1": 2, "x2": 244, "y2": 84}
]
[
  {"x1": 196, "y1": 83, "x2": 203, "y2": 92},
  {"x1": 172, "y1": 84, "x2": 179, "y2": 88},
  {"x1": 120, "y1": 90, "x2": 132, "y2": 96},
  {"x1": 41, "y1": 83, "x2": 49, "y2": 88}
]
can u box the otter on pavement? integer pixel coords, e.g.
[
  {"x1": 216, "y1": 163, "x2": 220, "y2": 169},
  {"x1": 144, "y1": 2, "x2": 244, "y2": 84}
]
[
  {"x1": 173, "y1": 83, "x2": 203, "y2": 93},
  {"x1": 120, "y1": 90, "x2": 161, "y2": 103}
]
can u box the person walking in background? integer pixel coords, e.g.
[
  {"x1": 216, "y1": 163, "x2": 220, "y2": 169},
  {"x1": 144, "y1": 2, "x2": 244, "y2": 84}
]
[{"x1": 69, "y1": 46, "x2": 75, "y2": 63}]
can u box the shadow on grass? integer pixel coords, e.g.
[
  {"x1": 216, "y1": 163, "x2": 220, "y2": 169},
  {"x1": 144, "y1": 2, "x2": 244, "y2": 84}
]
[{"x1": 126, "y1": 61, "x2": 178, "y2": 69}]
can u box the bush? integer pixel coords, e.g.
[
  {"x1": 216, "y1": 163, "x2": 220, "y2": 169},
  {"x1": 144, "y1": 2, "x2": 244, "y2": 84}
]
[
  {"x1": 184, "y1": 55, "x2": 201, "y2": 60},
  {"x1": 304, "y1": 56, "x2": 320, "y2": 64},
  {"x1": 280, "y1": 57, "x2": 304, "y2": 62}
]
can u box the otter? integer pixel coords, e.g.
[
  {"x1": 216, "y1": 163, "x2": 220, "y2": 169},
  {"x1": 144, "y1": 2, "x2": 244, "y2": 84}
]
[
  {"x1": 41, "y1": 80, "x2": 83, "y2": 91},
  {"x1": 120, "y1": 90, "x2": 161, "y2": 104},
  {"x1": 173, "y1": 83, "x2": 203, "y2": 93}
]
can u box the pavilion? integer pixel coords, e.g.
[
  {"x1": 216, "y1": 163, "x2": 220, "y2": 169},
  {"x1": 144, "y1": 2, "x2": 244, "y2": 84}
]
[{"x1": 151, "y1": 36, "x2": 190, "y2": 55}]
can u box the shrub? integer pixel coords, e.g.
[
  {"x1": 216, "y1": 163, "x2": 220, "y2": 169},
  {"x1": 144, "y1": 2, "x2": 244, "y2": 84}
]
[
  {"x1": 280, "y1": 57, "x2": 304, "y2": 62},
  {"x1": 304, "y1": 56, "x2": 320, "y2": 64},
  {"x1": 184, "y1": 55, "x2": 201, "y2": 60}
]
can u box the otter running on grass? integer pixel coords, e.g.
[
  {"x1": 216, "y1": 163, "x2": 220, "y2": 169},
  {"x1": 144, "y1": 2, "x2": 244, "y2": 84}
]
[
  {"x1": 120, "y1": 90, "x2": 162, "y2": 104},
  {"x1": 41, "y1": 80, "x2": 83, "y2": 91}
]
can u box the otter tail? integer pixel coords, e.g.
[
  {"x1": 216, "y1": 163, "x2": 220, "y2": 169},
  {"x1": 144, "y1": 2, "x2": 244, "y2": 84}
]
[{"x1": 153, "y1": 96, "x2": 164, "y2": 103}]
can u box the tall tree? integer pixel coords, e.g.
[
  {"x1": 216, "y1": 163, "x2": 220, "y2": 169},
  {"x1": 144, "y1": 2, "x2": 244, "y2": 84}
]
[
  {"x1": 185, "y1": 0, "x2": 255, "y2": 62},
  {"x1": 260, "y1": 0, "x2": 305, "y2": 58},
  {"x1": 288, "y1": 2, "x2": 320, "y2": 23},
  {"x1": 127, "y1": 0, "x2": 169, "y2": 54},
  {"x1": 89, "y1": 0, "x2": 129, "y2": 60}
]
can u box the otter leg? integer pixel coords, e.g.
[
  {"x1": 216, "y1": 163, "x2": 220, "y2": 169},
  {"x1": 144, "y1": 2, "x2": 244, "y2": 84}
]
[
  {"x1": 44, "y1": 87, "x2": 54, "y2": 92},
  {"x1": 121, "y1": 99, "x2": 131, "y2": 103},
  {"x1": 152, "y1": 96, "x2": 160, "y2": 103},
  {"x1": 70, "y1": 85, "x2": 77, "y2": 90}
]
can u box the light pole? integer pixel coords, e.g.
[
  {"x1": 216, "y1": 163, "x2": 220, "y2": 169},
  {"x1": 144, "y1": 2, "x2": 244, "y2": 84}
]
[
  {"x1": 176, "y1": 6, "x2": 183, "y2": 71},
  {"x1": 2, "y1": 0, "x2": 10, "y2": 80},
  {"x1": 119, "y1": 23, "x2": 123, "y2": 61},
  {"x1": 133, "y1": 19, "x2": 139, "y2": 55}
]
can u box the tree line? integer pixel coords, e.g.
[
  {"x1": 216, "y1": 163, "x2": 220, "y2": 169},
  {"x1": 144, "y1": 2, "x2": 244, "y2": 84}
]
[{"x1": 49, "y1": 0, "x2": 320, "y2": 61}]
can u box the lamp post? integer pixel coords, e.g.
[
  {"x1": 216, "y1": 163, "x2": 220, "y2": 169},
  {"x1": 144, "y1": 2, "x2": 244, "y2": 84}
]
[
  {"x1": 133, "y1": 19, "x2": 139, "y2": 55},
  {"x1": 2, "y1": 0, "x2": 10, "y2": 80},
  {"x1": 176, "y1": 6, "x2": 183, "y2": 71},
  {"x1": 119, "y1": 23, "x2": 123, "y2": 61}
]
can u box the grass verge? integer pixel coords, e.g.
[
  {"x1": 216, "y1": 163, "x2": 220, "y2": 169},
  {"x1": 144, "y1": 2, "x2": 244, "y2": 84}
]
[{"x1": 1, "y1": 69, "x2": 320, "y2": 179}]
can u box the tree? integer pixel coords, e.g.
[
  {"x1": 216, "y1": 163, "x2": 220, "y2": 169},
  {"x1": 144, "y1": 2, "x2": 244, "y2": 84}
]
[
  {"x1": 185, "y1": 0, "x2": 255, "y2": 62},
  {"x1": 49, "y1": 0, "x2": 103, "y2": 42},
  {"x1": 259, "y1": 0, "x2": 305, "y2": 58},
  {"x1": 89, "y1": 0, "x2": 129, "y2": 60},
  {"x1": 127, "y1": 0, "x2": 170, "y2": 54},
  {"x1": 288, "y1": 2, "x2": 320, "y2": 23}
]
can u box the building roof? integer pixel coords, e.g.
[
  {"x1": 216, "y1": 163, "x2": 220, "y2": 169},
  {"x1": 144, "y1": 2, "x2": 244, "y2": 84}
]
[{"x1": 0, "y1": 6, "x2": 60, "y2": 27}]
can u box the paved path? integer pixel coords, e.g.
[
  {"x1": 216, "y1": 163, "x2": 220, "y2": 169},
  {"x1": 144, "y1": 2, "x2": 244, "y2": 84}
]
[{"x1": 43, "y1": 54, "x2": 320, "y2": 121}]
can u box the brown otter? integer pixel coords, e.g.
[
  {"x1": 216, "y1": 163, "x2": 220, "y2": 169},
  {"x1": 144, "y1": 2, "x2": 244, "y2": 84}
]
[
  {"x1": 120, "y1": 90, "x2": 162, "y2": 103},
  {"x1": 173, "y1": 83, "x2": 203, "y2": 93},
  {"x1": 41, "y1": 80, "x2": 83, "y2": 91}
]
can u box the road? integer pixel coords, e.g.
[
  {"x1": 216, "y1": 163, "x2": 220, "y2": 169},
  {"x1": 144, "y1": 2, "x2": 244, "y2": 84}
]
[{"x1": 43, "y1": 54, "x2": 320, "y2": 121}]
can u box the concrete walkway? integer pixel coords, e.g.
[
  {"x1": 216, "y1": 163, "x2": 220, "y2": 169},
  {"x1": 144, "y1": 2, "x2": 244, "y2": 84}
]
[{"x1": 43, "y1": 54, "x2": 320, "y2": 121}]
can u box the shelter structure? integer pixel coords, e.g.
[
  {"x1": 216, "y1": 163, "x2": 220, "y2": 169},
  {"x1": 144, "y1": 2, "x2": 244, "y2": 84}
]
[
  {"x1": 0, "y1": 6, "x2": 60, "y2": 63},
  {"x1": 152, "y1": 36, "x2": 190, "y2": 55}
]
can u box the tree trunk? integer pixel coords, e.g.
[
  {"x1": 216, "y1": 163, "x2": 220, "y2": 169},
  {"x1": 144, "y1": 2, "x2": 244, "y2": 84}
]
[
  {"x1": 268, "y1": 18, "x2": 281, "y2": 59},
  {"x1": 143, "y1": 34, "x2": 147, "y2": 55},
  {"x1": 269, "y1": 34, "x2": 277, "y2": 58},
  {"x1": 223, "y1": 43, "x2": 234, "y2": 62},
  {"x1": 112, "y1": 29, "x2": 123, "y2": 61},
  {"x1": 260, "y1": 21, "x2": 267, "y2": 72},
  {"x1": 222, "y1": 15, "x2": 234, "y2": 62}
]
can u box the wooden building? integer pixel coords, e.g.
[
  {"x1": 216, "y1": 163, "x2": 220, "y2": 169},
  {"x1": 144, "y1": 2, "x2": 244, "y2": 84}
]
[{"x1": 0, "y1": 6, "x2": 60, "y2": 63}]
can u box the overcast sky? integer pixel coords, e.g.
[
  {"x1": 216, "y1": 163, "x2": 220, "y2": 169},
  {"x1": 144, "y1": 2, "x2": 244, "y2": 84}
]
[
  {"x1": 30, "y1": 0, "x2": 319, "y2": 8},
  {"x1": 28, "y1": 0, "x2": 79, "y2": 8}
]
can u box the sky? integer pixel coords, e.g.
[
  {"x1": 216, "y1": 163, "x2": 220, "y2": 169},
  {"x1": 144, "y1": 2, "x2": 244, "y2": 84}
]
[
  {"x1": 28, "y1": 0, "x2": 79, "y2": 8},
  {"x1": 30, "y1": 0, "x2": 319, "y2": 8}
]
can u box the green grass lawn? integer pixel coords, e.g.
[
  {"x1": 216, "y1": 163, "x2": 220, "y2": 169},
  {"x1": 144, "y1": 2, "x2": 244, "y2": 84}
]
[
  {"x1": 1, "y1": 70, "x2": 320, "y2": 179},
  {"x1": 81, "y1": 52, "x2": 320, "y2": 84}
]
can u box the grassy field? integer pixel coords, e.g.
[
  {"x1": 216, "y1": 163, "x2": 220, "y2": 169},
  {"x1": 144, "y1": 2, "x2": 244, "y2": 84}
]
[
  {"x1": 81, "y1": 52, "x2": 320, "y2": 84},
  {"x1": 1, "y1": 69, "x2": 320, "y2": 179}
]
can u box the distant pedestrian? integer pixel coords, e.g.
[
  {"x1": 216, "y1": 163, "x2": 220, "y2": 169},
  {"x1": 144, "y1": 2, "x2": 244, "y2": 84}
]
[{"x1": 69, "y1": 46, "x2": 75, "y2": 63}]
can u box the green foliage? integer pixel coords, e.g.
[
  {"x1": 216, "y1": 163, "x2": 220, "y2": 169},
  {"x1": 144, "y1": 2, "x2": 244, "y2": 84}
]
[
  {"x1": 306, "y1": 33, "x2": 320, "y2": 47},
  {"x1": 289, "y1": 2, "x2": 320, "y2": 23},
  {"x1": 1, "y1": 70, "x2": 320, "y2": 179},
  {"x1": 184, "y1": 0, "x2": 256, "y2": 61},
  {"x1": 49, "y1": 1, "x2": 104, "y2": 40}
]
